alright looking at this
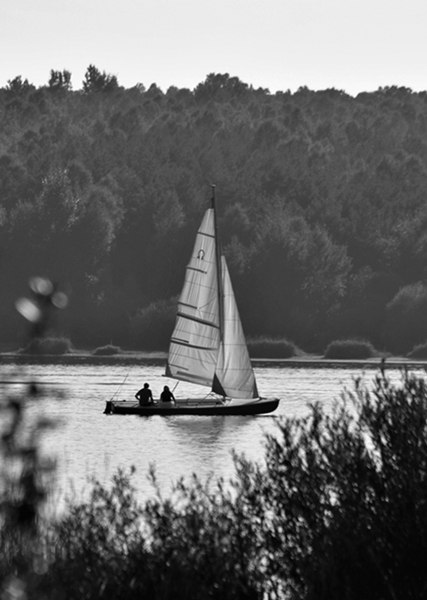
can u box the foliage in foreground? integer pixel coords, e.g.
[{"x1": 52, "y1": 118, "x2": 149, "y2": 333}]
[
  {"x1": 246, "y1": 366, "x2": 427, "y2": 599},
  {"x1": 0, "y1": 376, "x2": 59, "y2": 599},
  {"x1": 2, "y1": 366, "x2": 427, "y2": 599}
]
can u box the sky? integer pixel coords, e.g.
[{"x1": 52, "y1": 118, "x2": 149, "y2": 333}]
[{"x1": 1, "y1": 0, "x2": 427, "y2": 96}]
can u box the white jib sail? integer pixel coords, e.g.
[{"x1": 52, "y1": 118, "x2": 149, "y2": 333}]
[
  {"x1": 166, "y1": 207, "x2": 221, "y2": 386},
  {"x1": 215, "y1": 257, "x2": 258, "y2": 399}
]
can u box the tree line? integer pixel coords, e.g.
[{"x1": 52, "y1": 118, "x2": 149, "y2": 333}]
[{"x1": 1, "y1": 68, "x2": 427, "y2": 353}]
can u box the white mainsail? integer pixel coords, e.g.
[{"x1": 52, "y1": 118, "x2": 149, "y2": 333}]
[
  {"x1": 166, "y1": 193, "x2": 259, "y2": 400},
  {"x1": 166, "y1": 207, "x2": 220, "y2": 387}
]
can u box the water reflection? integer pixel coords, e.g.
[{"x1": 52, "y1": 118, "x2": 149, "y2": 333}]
[
  {"x1": 166, "y1": 415, "x2": 227, "y2": 446},
  {"x1": 164, "y1": 415, "x2": 256, "y2": 481}
]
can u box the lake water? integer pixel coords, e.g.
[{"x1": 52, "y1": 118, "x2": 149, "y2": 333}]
[{"x1": 1, "y1": 359, "x2": 424, "y2": 508}]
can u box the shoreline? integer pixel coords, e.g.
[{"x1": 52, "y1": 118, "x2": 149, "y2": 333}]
[{"x1": 1, "y1": 351, "x2": 427, "y2": 369}]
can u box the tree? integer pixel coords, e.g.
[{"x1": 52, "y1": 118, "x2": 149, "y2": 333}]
[
  {"x1": 82, "y1": 65, "x2": 119, "y2": 93},
  {"x1": 5, "y1": 76, "x2": 35, "y2": 95},
  {"x1": 194, "y1": 73, "x2": 249, "y2": 101},
  {"x1": 48, "y1": 69, "x2": 72, "y2": 91}
]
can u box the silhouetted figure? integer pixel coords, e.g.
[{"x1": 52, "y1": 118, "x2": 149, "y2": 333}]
[
  {"x1": 135, "y1": 383, "x2": 153, "y2": 406},
  {"x1": 160, "y1": 385, "x2": 175, "y2": 403}
]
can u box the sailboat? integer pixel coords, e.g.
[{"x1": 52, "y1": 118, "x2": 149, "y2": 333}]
[{"x1": 104, "y1": 187, "x2": 280, "y2": 416}]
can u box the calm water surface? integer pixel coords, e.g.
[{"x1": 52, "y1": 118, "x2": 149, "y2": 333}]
[{"x1": 2, "y1": 361, "x2": 423, "y2": 505}]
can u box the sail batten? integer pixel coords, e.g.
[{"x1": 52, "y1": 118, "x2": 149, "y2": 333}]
[
  {"x1": 187, "y1": 267, "x2": 208, "y2": 274},
  {"x1": 171, "y1": 340, "x2": 218, "y2": 351},
  {"x1": 176, "y1": 313, "x2": 220, "y2": 328}
]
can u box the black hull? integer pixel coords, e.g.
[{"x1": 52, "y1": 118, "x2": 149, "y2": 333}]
[{"x1": 104, "y1": 397, "x2": 279, "y2": 416}]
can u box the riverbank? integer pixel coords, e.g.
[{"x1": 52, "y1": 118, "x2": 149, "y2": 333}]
[{"x1": 1, "y1": 349, "x2": 427, "y2": 369}]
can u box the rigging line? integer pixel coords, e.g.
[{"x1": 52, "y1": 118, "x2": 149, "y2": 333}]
[
  {"x1": 110, "y1": 370, "x2": 130, "y2": 401},
  {"x1": 203, "y1": 391, "x2": 227, "y2": 404}
]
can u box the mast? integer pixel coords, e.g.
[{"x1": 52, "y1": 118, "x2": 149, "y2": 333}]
[{"x1": 211, "y1": 184, "x2": 224, "y2": 340}]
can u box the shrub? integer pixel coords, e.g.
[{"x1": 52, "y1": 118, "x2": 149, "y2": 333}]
[
  {"x1": 92, "y1": 344, "x2": 122, "y2": 356},
  {"x1": 20, "y1": 336, "x2": 72, "y2": 355},
  {"x1": 47, "y1": 469, "x2": 264, "y2": 600},
  {"x1": 324, "y1": 338, "x2": 378, "y2": 359},
  {"x1": 234, "y1": 367, "x2": 427, "y2": 599},
  {"x1": 48, "y1": 470, "x2": 150, "y2": 600},
  {"x1": 247, "y1": 336, "x2": 302, "y2": 358}
]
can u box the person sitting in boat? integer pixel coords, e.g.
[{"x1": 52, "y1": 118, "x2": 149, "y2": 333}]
[
  {"x1": 135, "y1": 383, "x2": 154, "y2": 406},
  {"x1": 160, "y1": 385, "x2": 175, "y2": 404}
]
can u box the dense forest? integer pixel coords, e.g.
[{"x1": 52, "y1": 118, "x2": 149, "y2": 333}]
[{"x1": 2, "y1": 66, "x2": 427, "y2": 353}]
